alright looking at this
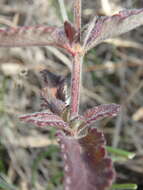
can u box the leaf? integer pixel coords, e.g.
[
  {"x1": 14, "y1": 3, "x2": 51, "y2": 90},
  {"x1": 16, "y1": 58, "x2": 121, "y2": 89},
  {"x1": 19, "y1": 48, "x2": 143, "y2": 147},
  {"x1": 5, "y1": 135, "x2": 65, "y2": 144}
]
[
  {"x1": 84, "y1": 104, "x2": 120, "y2": 126},
  {"x1": 39, "y1": 69, "x2": 67, "y2": 114},
  {"x1": 40, "y1": 69, "x2": 68, "y2": 102},
  {"x1": 41, "y1": 95, "x2": 66, "y2": 116},
  {"x1": 0, "y1": 25, "x2": 71, "y2": 52},
  {"x1": 57, "y1": 128, "x2": 115, "y2": 190},
  {"x1": 84, "y1": 9, "x2": 143, "y2": 51},
  {"x1": 64, "y1": 21, "x2": 77, "y2": 44},
  {"x1": 19, "y1": 111, "x2": 69, "y2": 129},
  {"x1": 40, "y1": 86, "x2": 67, "y2": 116},
  {"x1": 111, "y1": 183, "x2": 138, "y2": 190}
]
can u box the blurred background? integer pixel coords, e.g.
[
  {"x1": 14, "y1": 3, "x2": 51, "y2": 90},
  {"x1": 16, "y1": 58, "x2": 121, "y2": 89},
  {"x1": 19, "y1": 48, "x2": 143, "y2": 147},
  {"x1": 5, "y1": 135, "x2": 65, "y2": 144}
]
[{"x1": 0, "y1": 0, "x2": 143, "y2": 190}]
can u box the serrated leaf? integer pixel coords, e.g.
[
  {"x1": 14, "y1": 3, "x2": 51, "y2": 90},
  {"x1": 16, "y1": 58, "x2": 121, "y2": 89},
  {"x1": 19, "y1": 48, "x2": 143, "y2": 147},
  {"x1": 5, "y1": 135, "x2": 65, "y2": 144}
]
[
  {"x1": 84, "y1": 9, "x2": 143, "y2": 51},
  {"x1": 84, "y1": 104, "x2": 120, "y2": 126},
  {"x1": 57, "y1": 128, "x2": 115, "y2": 190},
  {"x1": 19, "y1": 111, "x2": 69, "y2": 129},
  {"x1": 0, "y1": 25, "x2": 71, "y2": 52}
]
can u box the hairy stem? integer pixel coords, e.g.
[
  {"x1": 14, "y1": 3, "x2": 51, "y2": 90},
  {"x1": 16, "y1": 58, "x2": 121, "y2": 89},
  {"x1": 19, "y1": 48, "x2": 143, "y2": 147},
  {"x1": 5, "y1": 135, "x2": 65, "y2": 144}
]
[
  {"x1": 70, "y1": 48, "x2": 83, "y2": 119},
  {"x1": 74, "y1": 0, "x2": 82, "y2": 39}
]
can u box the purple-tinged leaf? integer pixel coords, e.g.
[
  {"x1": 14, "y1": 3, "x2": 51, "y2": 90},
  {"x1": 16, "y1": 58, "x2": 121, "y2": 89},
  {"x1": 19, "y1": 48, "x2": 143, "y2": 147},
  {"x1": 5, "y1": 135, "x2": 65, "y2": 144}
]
[
  {"x1": 0, "y1": 25, "x2": 72, "y2": 52},
  {"x1": 40, "y1": 69, "x2": 68, "y2": 102},
  {"x1": 64, "y1": 21, "x2": 77, "y2": 44},
  {"x1": 84, "y1": 9, "x2": 143, "y2": 51},
  {"x1": 84, "y1": 104, "x2": 120, "y2": 126},
  {"x1": 40, "y1": 88, "x2": 66, "y2": 115},
  {"x1": 56, "y1": 79, "x2": 68, "y2": 103},
  {"x1": 57, "y1": 128, "x2": 115, "y2": 190},
  {"x1": 40, "y1": 69, "x2": 63, "y2": 88},
  {"x1": 39, "y1": 69, "x2": 67, "y2": 114},
  {"x1": 19, "y1": 111, "x2": 69, "y2": 129},
  {"x1": 41, "y1": 97, "x2": 66, "y2": 116}
]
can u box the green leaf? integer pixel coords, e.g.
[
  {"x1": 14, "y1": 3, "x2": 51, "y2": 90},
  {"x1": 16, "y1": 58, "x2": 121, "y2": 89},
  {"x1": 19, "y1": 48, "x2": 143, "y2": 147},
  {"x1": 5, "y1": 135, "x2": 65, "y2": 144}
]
[
  {"x1": 111, "y1": 183, "x2": 138, "y2": 190},
  {"x1": 106, "y1": 146, "x2": 135, "y2": 160}
]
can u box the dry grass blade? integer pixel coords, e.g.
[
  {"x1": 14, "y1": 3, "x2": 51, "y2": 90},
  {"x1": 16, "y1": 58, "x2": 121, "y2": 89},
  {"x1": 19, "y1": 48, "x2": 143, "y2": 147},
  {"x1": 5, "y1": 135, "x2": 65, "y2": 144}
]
[
  {"x1": 58, "y1": 0, "x2": 69, "y2": 22},
  {"x1": 101, "y1": 0, "x2": 112, "y2": 15}
]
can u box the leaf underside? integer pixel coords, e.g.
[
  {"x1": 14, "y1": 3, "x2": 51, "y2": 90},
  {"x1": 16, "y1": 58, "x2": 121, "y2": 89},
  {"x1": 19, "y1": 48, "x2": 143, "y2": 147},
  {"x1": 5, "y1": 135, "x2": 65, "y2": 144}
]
[
  {"x1": 84, "y1": 9, "x2": 143, "y2": 51},
  {"x1": 0, "y1": 9, "x2": 143, "y2": 55},
  {"x1": 19, "y1": 111, "x2": 68, "y2": 129},
  {"x1": 84, "y1": 104, "x2": 120, "y2": 126},
  {"x1": 0, "y1": 25, "x2": 70, "y2": 50},
  {"x1": 57, "y1": 128, "x2": 115, "y2": 190}
]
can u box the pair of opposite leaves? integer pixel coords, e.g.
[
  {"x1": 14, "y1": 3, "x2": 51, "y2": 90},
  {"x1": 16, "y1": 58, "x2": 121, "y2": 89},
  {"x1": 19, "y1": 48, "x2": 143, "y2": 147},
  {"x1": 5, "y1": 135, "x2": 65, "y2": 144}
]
[
  {"x1": 20, "y1": 69, "x2": 120, "y2": 190},
  {"x1": 0, "y1": 9, "x2": 143, "y2": 55}
]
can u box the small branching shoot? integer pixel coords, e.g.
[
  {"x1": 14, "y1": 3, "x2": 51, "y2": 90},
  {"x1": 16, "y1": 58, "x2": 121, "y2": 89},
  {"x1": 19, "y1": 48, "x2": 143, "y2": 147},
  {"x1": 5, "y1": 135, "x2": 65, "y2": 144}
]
[{"x1": 0, "y1": 0, "x2": 143, "y2": 189}]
